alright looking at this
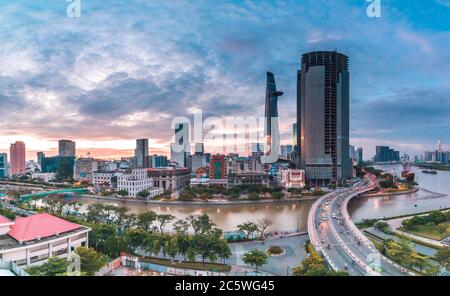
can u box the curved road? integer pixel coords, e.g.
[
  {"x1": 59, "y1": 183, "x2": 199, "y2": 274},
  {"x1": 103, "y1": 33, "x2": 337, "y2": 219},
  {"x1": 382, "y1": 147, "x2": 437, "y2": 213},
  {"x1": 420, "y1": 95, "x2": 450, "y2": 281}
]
[{"x1": 308, "y1": 179, "x2": 414, "y2": 276}]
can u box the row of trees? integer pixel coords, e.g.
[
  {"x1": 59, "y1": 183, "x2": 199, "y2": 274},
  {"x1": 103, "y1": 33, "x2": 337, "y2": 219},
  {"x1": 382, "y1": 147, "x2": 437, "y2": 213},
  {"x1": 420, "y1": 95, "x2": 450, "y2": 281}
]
[
  {"x1": 381, "y1": 239, "x2": 440, "y2": 275},
  {"x1": 402, "y1": 210, "x2": 450, "y2": 232},
  {"x1": 35, "y1": 200, "x2": 232, "y2": 266},
  {"x1": 179, "y1": 184, "x2": 285, "y2": 201}
]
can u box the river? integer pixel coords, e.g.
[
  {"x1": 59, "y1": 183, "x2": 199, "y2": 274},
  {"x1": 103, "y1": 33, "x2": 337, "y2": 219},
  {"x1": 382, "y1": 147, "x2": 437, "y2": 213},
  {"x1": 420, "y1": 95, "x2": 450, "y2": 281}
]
[
  {"x1": 74, "y1": 197, "x2": 313, "y2": 233},
  {"x1": 348, "y1": 164, "x2": 450, "y2": 222},
  {"x1": 49, "y1": 164, "x2": 450, "y2": 232}
]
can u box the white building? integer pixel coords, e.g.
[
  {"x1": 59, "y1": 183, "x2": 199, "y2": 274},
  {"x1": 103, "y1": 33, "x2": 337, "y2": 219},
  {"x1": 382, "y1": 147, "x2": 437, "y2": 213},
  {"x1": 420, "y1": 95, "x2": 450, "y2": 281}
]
[
  {"x1": 31, "y1": 172, "x2": 56, "y2": 183},
  {"x1": 117, "y1": 169, "x2": 163, "y2": 198},
  {"x1": 92, "y1": 172, "x2": 123, "y2": 187},
  {"x1": 278, "y1": 169, "x2": 306, "y2": 189},
  {"x1": 0, "y1": 213, "x2": 90, "y2": 267}
]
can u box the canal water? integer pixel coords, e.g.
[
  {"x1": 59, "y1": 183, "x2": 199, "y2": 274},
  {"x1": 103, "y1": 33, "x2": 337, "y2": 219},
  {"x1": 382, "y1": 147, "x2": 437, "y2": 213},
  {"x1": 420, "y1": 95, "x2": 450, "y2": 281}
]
[{"x1": 45, "y1": 164, "x2": 450, "y2": 232}]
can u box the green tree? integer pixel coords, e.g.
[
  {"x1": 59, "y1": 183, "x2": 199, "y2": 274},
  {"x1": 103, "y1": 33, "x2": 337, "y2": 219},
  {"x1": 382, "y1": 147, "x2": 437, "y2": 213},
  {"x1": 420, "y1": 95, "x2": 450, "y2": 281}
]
[
  {"x1": 136, "y1": 211, "x2": 158, "y2": 232},
  {"x1": 165, "y1": 236, "x2": 180, "y2": 260},
  {"x1": 435, "y1": 246, "x2": 450, "y2": 270},
  {"x1": 156, "y1": 214, "x2": 175, "y2": 233},
  {"x1": 137, "y1": 190, "x2": 150, "y2": 199},
  {"x1": 237, "y1": 221, "x2": 259, "y2": 239},
  {"x1": 117, "y1": 190, "x2": 129, "y2": 197},
  {"x1": 75, "y1": 247, "x2": 108, "y2": 276},
  {"x1": 188, "y1": 214, "x2": 216, "y2": 236},
  {"x1": 27, "y1": 257, "x2": 70, "y2": 276},
  {"x1": 242, "y1": 249, "x2": 268, "y2": 272}
]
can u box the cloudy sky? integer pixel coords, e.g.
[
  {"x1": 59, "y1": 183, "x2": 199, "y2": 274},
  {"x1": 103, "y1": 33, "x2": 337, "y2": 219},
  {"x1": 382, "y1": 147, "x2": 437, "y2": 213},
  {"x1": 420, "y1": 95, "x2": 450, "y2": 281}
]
[{"x1": 0, "y1": 0, "x2": 449, "y2": 160}]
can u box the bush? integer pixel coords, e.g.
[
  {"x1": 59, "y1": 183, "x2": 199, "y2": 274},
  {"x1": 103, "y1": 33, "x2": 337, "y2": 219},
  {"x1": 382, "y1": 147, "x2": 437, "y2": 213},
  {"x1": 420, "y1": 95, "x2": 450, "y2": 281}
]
[
  {"x1": 248, "y1": 192, "x2": 260, "y2": 200},
  {"x1": 267, "y1": 245, "x2": 284, "y2": 255}
]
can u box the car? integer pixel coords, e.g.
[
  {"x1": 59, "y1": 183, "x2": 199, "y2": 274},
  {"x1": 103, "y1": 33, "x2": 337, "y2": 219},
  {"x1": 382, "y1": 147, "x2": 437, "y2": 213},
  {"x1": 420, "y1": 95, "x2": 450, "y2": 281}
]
[
  {"x1": 322, "y1": 217, "x2": 327, "y2": 221},
  {"x1": 332, "y1": 213, "x2": 337, "y2": 218}
]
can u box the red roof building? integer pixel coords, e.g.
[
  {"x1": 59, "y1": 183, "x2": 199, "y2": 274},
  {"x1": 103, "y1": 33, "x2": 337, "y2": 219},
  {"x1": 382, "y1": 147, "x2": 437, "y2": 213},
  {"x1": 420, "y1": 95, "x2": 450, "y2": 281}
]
[
  {"x1": 7, "y1": 213, "x2": 81, "y2": 242},
  {"x1": 0, "y1": 213, "x2": 90, "y2": 267},
  {"x1": 0, "y1": 215, "x2": 11, "y2": 224}
]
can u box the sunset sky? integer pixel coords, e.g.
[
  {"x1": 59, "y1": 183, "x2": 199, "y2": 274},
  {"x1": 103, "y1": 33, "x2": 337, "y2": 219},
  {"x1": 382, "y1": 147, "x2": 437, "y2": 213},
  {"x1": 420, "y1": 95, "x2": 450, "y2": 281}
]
[{"x1": 1, "y1": 0, "x2": 449, "y2": 160}]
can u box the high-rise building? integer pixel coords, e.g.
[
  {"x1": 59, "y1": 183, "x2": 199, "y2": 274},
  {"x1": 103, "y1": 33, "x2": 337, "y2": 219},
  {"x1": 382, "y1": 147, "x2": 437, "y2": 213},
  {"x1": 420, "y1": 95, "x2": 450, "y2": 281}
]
[
  {"x1": 170, "y1": 122, "x2": 190, "y2": 167},
  {"x1": 42, "y1": 156, "x2": 76, "y2": 179},
  {"x1": 280, "y1": 145, "x2": 293, "y2": 158},
  {"x1": 263, "y1": 72, "x2": 283, "y2": 164},
  {"x1": 0, "y1": 153, "x2": 8, "y2": 178},
  {"x1": 349, "y1": 145, "x2": 355, "y2": 160},
  {"x1": 58, "y1": 140, "x2": 76, "y2": 157},
  {"x1": 10, "y1": 141, "x2": 26, "y2": 176},
  {"x1": 293, "y1": 123, "x2": 298, "y2": 152},
  {"x1": 135, "y1": 139, "x2": 149, "y2": 168},
  {"x1": 209, "y1": 154, "x2": 228, "y2": 180},
  {"x1": 297, "y1": 51, "x2": 352, "y2": 185},
  {"x1": 356, "y1": 148, "x2": 363, "y2": 165},
  {"x1": 37, "y1": 152, "x2": 45, "y2": 171},
  {"x1": 149, "y1": 155, "x2": 168, "y2": 168},
  {"x1": 374, "y1": 146, "x2": 400, "y2": 163}
]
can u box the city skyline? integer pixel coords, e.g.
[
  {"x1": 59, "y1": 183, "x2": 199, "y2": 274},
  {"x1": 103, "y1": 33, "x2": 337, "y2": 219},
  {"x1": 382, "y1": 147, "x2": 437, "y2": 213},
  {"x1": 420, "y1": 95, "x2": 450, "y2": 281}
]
[{"x1": 1, "y1": 1, "x2": 450, "y2": 160}]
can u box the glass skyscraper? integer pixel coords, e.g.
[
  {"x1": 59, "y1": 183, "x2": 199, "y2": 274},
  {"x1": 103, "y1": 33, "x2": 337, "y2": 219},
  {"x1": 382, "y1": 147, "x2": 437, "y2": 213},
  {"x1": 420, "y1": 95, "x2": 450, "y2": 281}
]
[
  {"x1": 297, "y1": 51, "x2": 352, "y2": 185},
  {"x1": 135, "y1": 139, "x2": 149, "y2": 168},
  {"x1": 0, "y1": 153, "x2": 8, "y2": 178}
]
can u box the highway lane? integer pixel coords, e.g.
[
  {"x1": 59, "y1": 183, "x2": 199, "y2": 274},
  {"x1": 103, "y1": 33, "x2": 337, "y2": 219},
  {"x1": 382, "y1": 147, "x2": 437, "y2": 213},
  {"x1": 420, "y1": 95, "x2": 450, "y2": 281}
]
[{"x1": 308, "y1": 182, "x2": 414, "y2": 276}]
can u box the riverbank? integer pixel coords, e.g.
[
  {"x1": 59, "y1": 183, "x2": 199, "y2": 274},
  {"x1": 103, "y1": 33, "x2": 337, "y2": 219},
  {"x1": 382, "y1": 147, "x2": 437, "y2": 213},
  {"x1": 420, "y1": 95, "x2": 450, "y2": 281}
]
[
  {"x1": 415, "y1": 164, "x2": 450, "y2": 172},
  {"x1": 77, "y1": 194, "x2": 318, "y2": 206},
  {"x1": 361, "y1": 187, "x2": 419, "y2": 197}
]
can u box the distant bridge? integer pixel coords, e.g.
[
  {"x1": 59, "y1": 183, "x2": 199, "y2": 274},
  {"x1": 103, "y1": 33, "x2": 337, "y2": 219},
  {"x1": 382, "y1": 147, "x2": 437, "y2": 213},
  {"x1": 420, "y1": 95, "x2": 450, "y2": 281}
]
[{"x1": 20, "y1": 188, "x2": 89, "y2": 202}]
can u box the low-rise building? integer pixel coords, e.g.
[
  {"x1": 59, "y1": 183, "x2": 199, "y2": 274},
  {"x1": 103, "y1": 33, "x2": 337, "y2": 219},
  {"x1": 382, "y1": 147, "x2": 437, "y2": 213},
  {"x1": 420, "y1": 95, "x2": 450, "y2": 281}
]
[
  {"x1": 117, "y1": 169, "x2": 163, "y2": 198},
  {"x1": 227, "y1": 171, "x2": 269, "y2": 187},
  {"x1": 92, "y1": 172, "x2": 119, "y2": 187},
  {"x1": 31, "y1": 172, "x2": 56, "y2": 183},
  {"x1": 0, "y1": 213, "x2": 90, "y2": 267},
  {"x1": 148, "y1": 167, "x2": 191, "y2": 191},
  {"x1": 277, "y1": 169, "x2": 305, "y2": 189},
  {"x1": 74, "y1": 157, "x2": 97, "y2": 181}
]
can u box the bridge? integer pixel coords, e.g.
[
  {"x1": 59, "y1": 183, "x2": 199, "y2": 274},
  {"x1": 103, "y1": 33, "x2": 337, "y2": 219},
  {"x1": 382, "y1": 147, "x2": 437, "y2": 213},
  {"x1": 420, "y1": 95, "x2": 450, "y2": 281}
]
[
  {"x1": 307, "y1": 178, "x2": 414, "y2": 276},
  {"x1": 20, "y1": 188, "x2": 89, "y2": 202}
]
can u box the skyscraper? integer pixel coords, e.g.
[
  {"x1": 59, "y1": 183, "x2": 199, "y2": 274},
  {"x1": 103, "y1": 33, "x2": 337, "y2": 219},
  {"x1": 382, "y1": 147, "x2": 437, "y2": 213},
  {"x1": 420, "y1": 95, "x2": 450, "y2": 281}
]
[
  {"x1": 135, "y1": 139, "x2": 149, "y2": 168},
  {"x1": 58, "y1": 140, "x2": 76, "y2": 157},
  {"x1": 10, "y1": 141, "x2": 26, "y2": 176},
  {"x1": 357, "y1": 148, "x2": 363, "y2": 165},
  {"x1": 297, "y1": 51, "x2": 352, "y2": 185},
  {"x1": 170, "y1": 122, "x2": 190, "y2": 167},
  {"x1": 37, "y1": 151, "x2": 45, "y2": 171},
  {"x1": 263, "y1": 72, "x2": 283, "y2": 164},
  {"x1": 0, "y1": 153, "x2": 8, "y2": 178}
]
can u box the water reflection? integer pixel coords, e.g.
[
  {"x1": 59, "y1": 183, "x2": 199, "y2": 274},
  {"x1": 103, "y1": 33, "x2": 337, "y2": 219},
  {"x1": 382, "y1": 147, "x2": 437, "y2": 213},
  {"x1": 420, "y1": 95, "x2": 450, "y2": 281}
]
[
  {"x1": 72, "y1": 197, "x2": 314, "y2": 233},
  {"x1": 348, "y1": 164, "x2": 450, "y2": 222}
]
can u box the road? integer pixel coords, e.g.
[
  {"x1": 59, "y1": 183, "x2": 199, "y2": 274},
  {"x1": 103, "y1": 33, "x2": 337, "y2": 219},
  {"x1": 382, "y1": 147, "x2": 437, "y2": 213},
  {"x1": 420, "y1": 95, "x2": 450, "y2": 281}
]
[{"x1": 308, "y1": 179, "x2": 414, "y2": 276}]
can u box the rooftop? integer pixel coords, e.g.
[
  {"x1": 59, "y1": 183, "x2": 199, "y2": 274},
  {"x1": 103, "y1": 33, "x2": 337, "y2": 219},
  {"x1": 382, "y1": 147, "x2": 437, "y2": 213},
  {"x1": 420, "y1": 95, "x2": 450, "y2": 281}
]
[
  {"x1": 7, "y1": 213, "x2": 82, "y2": 242},
  {"x1": 0, "y1": 215, "x2": 12, "y2": 224}
]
